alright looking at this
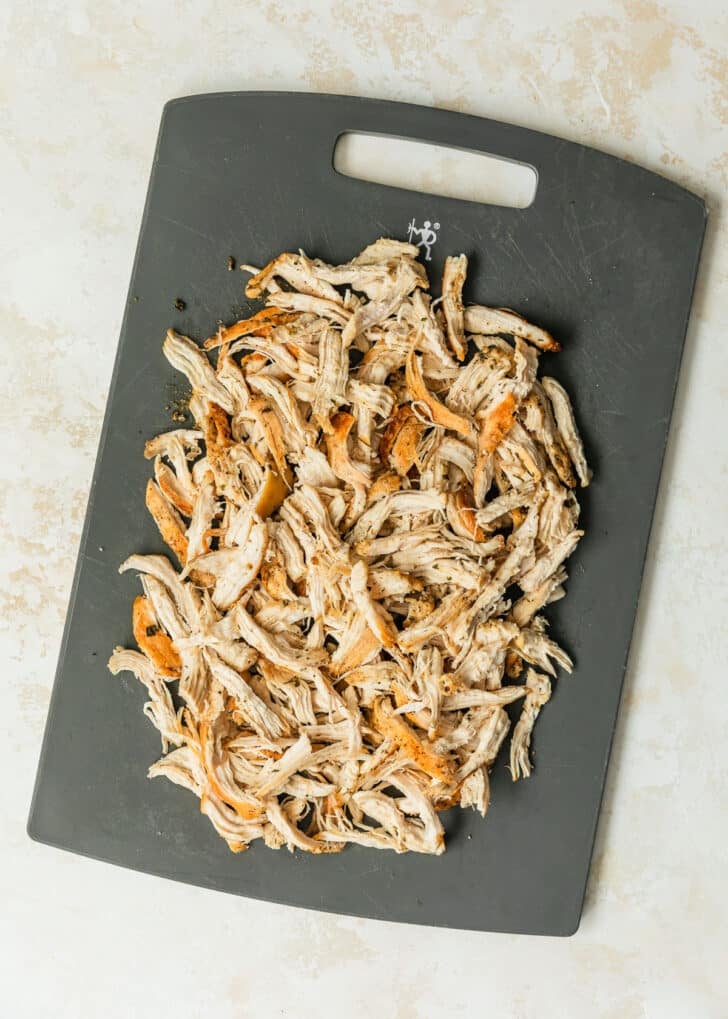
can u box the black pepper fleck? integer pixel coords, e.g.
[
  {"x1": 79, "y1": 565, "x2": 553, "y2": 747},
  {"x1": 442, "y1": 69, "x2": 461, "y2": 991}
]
[
  {"x1": 174, "y1": 297, "x2": 186, "y2": 311},
  {"x1": 165, "y1": 382, "x2": 192, "y2": 423}
]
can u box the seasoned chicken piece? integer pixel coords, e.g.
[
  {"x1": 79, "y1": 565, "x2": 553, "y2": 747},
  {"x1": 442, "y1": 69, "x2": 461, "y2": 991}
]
[
  {"x1": 343, "y1": 294, "x2": 407, "y2": 345},
  {"x1": 253, "y1": 466, "x2": 291, "y2": 520},
  {"x1": 356, "y1": 324, "x2": 411, "y2": 384},
  {"x1": 339, "y1": 253, "x2": 426, "y2": 345},
  {"x1": 247, "y1": 396, "x2": 290, "y2": 477},
  {"x1": 510, "y1": 670, "x2": 552, "y2": 780},
  {"x1": 446, "y1": 347, "x2": 512, "y2": 417},
  {"x1": 145, "y1": 430, "x2": 201, "y2": 508},
  {"x1": 512, "y1": 622, "x2": 573, "y2": 676},
  {"x1": 312, "y1": 327, "x2": 348, "y2": 425},
  {"x1": 519, "y1": 528, "x2": 583, "y2": 593},
  {"x1": 148, "y1": 744, "x2": 204, "y2": 797},
  {"x1": 542, "y1": 377, "x2": 591, "y2": 486},
  {"x1": 145, "y1": 479, "x2": 189, "y2": 566},
  {"x1": 163, "y1": 330, "x2": 234, "y2": 412},
  {"x1": 153, "y1": 457, "x2": 193, "y2": 517},
  {"x1": 511, "y1": 567, "x2": 567, "y2": 628},
  {"x1": 266, "y1": 290, "x2": 351, "y2": 327},
  {"x1": 372, "y1": 698, "x2": 454, "y2": 784},
  {"x1": 406, "y1": 290, "x2": 460, "y2": 378},
  {"x1": 119, "y1": 553, "x2": 201, "y2": 627},
  {"x1": 312, "y1": 238, "x2": 426, "y2": 298},
  {"x1": 412, "y1": 645, "x2": 443, "y2": 737},
  {"x1": 347, "y1": 378, "x2": 396, "y2": 449},
  {"x1": 247, "y1": 374, "x2": 316, "y2": 452},
  {"x1": 474, "y1": 484, "x2": 536, "y2": 531},
  {"x1": 456, "y1": 708, "x2": 510, "y2": 782},
  {"x1": 406, "y1": 350, "x2": 473, "y2": 438},
  {"x1": 502, "y1": 421, "x2": 548, "y2": 483},
  {"x1": 206, "y1": 649, "x2": 287, "y2": 740},
  {"x1": 354, "y1": 237, "x2": 420, "y2": 263},
  {"x1": 132, "y1": 595, "x2": 181, "y2": 678},
  {"x1": 441, "y1": 254, "x2": 468, "y2": 361},
  {"x1": 203, "y1": 402, "x2": 250, "y2": 507},
  {"x1": 379, "y1": 404, "x2": 427, "y2": 476},
  {"x1": 186, "y1": 470, "x2": 217, "y2": 562},
  {"x1": 349, "y1": 490, "x2": 444, "y2": 545},
  {"x1": 329, "y1": 613, "x2": 381, "y2": 676},
  {"x1": 397, "y1": 591, "x2": 471, "y2": 654},
  {"x1": 271, "y1": 520, "x2": 306, "y2": 583},
  {"x1": 464, "y1": 305, "x2": 561, "y2": 351},
  {"x1": 244, "y1": 251, "x2": 343, "y2": 303},
  {"x1": 139, "y1": 574, "x2": 188, "y2": 644},
  {"x1": 460, "y1": 766, "x2": 491, "y2": 817},
  {"x1": 452, "y1": 618, "x2": 519, "y2": 689},
  {"x1": 204, "y1": 308, "x2": 300, "y2": 350},
  {"x1": 348, "y1": 560, "x2": 398, "y2": 647},
  {"x1": 228, "y1": 332, "x2": 305, "y2": 378},
  {"x1": 291, "y1": 447, "x2": 340, "y2": 488},
  {"x1": 108, "y1": 648, "x2": 181, "y2": 750},
  {"x1": 473, "y1": 392, "x2": 517, "y2": 504},
  {"x1": 177, "y1": 647, "x2": 211, "y2": 716},
  {"x1": 190, "y1": 519, "x2": 268, "y2": 610},
  {"x1": 520, "y1": 385, "x2": 576, "y2": 488},
  {"x1": 326, "y1": 412, "x2": 371, "y2": 488}
]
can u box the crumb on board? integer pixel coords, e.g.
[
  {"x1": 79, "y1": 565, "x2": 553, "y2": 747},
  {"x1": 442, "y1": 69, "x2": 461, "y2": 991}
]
[
  {"x1": 164, "y1": 382, "x2": 192, "y2": 423},
  {"x1": 174, "y1": 298, "x2": 186, "y2": 311},
  {"x1": 227, "y1": 256, "x2": 236, "y2": 271}
]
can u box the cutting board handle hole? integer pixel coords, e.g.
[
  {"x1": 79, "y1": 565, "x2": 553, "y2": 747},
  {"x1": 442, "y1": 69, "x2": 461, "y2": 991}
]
[{"x1": 333, "y1": 133, "x2": 537, "y2": 209}]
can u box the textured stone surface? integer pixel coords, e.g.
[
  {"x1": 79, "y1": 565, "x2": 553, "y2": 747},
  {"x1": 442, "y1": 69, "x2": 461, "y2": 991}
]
[{"x1": 2, "y1": 1, "x2": 726, "y2": 1016}]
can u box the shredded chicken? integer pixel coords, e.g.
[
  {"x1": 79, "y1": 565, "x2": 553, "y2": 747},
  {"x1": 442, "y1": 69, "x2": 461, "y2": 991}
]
[{"x1": 111, "y1": 239, "x2": 590, "y2": 855}]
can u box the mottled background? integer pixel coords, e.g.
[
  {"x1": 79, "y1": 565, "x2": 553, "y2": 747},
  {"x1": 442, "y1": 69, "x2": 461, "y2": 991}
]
[{"x1": 1, "y1": 1, "x2": 726, "y2": 1016}]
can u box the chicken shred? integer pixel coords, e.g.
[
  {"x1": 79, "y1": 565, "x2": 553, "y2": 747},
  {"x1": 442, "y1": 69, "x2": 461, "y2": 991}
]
[{"x1": 111, "y1": 238, "x2": 589, "y2": 855}]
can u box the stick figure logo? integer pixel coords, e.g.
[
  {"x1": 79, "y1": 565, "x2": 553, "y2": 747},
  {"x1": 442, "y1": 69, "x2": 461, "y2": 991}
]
[{"x1": 406, "y1": 218, "x2": 440, "y2": 261}]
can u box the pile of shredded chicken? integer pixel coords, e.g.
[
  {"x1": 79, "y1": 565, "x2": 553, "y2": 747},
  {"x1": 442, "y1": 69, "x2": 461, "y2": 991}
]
[{"x1": 109, "y1": 238, "x2": 590, "y2": 855}]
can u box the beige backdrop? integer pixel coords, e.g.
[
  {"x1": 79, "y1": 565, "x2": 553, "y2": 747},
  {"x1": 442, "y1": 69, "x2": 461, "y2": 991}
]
[{"x1": 1, "y1": 1, "x2": 726, "y2": 1017}]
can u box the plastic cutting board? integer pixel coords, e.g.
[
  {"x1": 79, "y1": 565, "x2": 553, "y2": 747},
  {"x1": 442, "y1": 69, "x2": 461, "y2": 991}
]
[{"x1": 28, "y1": 93, "x2": 706, "y2": 935}]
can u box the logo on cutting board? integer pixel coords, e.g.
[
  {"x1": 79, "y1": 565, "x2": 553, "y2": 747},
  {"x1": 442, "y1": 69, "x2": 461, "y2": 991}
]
[{"x1": 407, "y1": 218, "x2": 440, "y2": 261}]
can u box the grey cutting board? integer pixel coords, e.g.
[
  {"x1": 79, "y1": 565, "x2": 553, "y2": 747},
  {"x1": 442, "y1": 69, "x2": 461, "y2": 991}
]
[{"x1": 28, "y1": 93, "x2": 705, "y2": 936}]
